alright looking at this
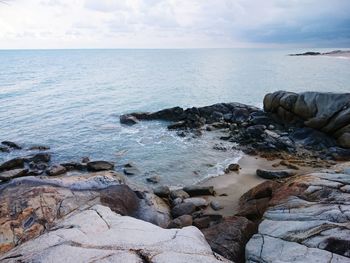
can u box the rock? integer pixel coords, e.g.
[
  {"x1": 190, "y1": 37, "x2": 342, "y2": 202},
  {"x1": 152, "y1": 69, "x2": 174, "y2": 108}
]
[
  {"x1": 27, "y1": 152, "x2": 51, "y2": 163},
  {"x1": 1, "y1": 141, "x2": 21, "y2": 149},
  {"x1": 119, "y1": 114, "x2": 139, "y2": 125},
  {"x1": 193, "y1": 216, "x2": 212, "y2": 229},
  {"x1": 29, "y1": 161, "x2": 48, "y2": 170},
  {"x1": 153, "y1": 185, "x2": 170, "y2": 198},
  {"x1": 123, "y1": 163, "x2": 140, "y2": 175},
  {"x1": 28, "y1": 145, "x2": 50, "y2": 151},
  {"x1": 81, "y1": 156, "x2": 90, "y2": 163},
  {"x1": 87, "y1": 161, "x2": 114, "y2": 171},
  {"x1": 146, "y1": 175, "x2": 160, "y2": 184},
  {"x1": 60, "y1": 162, "x2": 86, "y2": 171},
  {"x1": 0, "y1": 158, "x2": 24, "y2": 172},
  {"x1": 46, "y1": 164, "x2": 67, "y2": 176},
  {"x1": 183, "y1": 186, "x2": 215, "y2": 196},
  {"x1": 171, "y1": 197, "x2": 183, "y2": 206},
  {"x1": 256, "y1": 169, "x2": 297, "y2": 179},
  {"x1": 202, "y1": 216, "x2": 257, "y2": 263},
  {"x1": 210, "y1": 200, "x2": 223, "y2": 211},
  {"x1": 171, "y1": 203, "x2": 196, "y2": 218},
  {"x1": 170, "y1": 189, "x2": 190, "y2": 200},
  {"x1": 0, "y1": 205, "x2": 229, "y2": 263},
  {"x1": 167, "y1": 215, "x2": 193, "y2": 228},
  {"x1": 279, "y1": 160, "x2": 299, "y2": 170},
  {"x1": 167, "y1": 121, "x2": 187, "y2": 130},
  {"x1": 0, "y1": 168, "x2": 28, "y2": 181},
  {"x1": 0, "y1": 146, "x2": 10, "y2": 153},
  {"x1": 264, "y1": 91, "x2": 350, "y2": 148},
  {"x1": 183, "y1": 197, "x2": 209, "y2": 207},
  {"x1": 225, "y1": 163, "x2": 240, "y2": 173}
]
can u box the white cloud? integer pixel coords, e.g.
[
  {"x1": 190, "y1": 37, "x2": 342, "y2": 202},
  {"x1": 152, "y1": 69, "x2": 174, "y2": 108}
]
[{"x1": 0, "y1": 0, "x2": 348, "y2": 48}]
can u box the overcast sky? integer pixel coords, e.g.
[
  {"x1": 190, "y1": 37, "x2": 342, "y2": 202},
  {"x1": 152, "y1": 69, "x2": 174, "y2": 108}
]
[{"x1": 0, "y1": 0, "x2": 349, "y2": 49}]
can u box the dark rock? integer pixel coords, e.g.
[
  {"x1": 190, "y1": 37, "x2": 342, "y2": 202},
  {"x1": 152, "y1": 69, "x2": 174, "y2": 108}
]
[
  {"x1": 60, "y1": 162, "x2": 86, "y2": 171},
  {"x1": 231, "y1": 108, "x2": 250, "y2": 123},
  {"x1": 146, "y1": 175, "x2": 160, "y2": 184},
  {"x1": 171, "y1": 203, "x2": 196, "y2": 218},
  {"x1": 153, "y1": 186, "x2": 170, "y2": 198},
  {"x1": 81, "y1": 157, "x2": 90, "y2": 163},
  {"x1": 289, "y1": 51, "x2": 321, "y2": 56},
  {"x1": 171, "y1": 198, "x2": 183, "y2": 207},
  {"x1": 183, "y1": 197, "x2": 208, "y2": 208},
  {"x1": 29, "y1": 162, "x2": 48, "y2": 171},
  {"x1": 182, "y1": 186, "x2": 215, "y2": 196},
  {"x1": 0, "y1": 146, "x2": 10, "y2": 153},
  {"x1": 167, "y1": 215, "x2": 193, "y2": 228},
  {"x1": 123, "y1": 163, "x2": 140, "y2": 175},
  {"x1": 28, "y1": 145, "x2": 50, "y2": 151},
  {"x1": 1, "y1": 141, "x2": 22, "y2": 149},
  {"x1": 27, "y1": 153, "x2": 51, "y2": 163},
  {"x1": 0, "y1": 168, "x2": 28, "y2": 181},
  {"x1": 87, "y1": 161, "x2": 114, "y2": 171},
  {"x1": 150, "y1": 107, "x2": 185, "y2": 121},
  {"x1": 202, "y1": 216, "x2": 257, "y2": 263},
  {"x1": 193, "y1": 216, "x2": 212, "y2": 229},
  {"x1": 0, "y1": 158, "x2": 25, "y2": 172},
  {"x1": 167, "y1": 121, "x2": 187, "y2": 130},
  {"x1": 46, "y1": 165, "x2": 67, "y2": 176},
  {"x1": 120, "y1": 114, "x2": 139, "y2": 125},
  {"x1": 256, "y1": 169, "x2": 296, "y2": 179},
  {"x1": 170, "y1": 189, "x2": 190, "y2": 200},
  {"x1": 225, "y1": 163, "x2": 240, "y2": 173},
  {"x1": 246, "y1": 125, "x2": 266, "y2": 139}
]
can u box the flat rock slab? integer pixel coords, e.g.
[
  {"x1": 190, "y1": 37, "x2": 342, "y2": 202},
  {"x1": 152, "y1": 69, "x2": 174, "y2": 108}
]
[
  {"x1": 0, "y1": 168, "x2": 28, "y2": 181},
  {"x1": 245, "y1": 170, "x2": 350, "y2": 262},
  {"x1": 256, "y1": 169, "x2": 296, "y2": 179},
  {"x1": 0, "y1": 205, "x2": 230, "y2": 263}
]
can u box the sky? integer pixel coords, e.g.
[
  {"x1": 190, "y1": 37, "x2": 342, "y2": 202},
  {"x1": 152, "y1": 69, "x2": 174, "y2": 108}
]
[{"x1": 0, "y1": 0, "x2": 349, "y2": 49}]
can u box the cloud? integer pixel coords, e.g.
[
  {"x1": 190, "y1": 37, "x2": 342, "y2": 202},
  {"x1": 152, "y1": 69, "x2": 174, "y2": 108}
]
[{"x1": 0, "y1": 0, "x2": 349, "y2": 48}]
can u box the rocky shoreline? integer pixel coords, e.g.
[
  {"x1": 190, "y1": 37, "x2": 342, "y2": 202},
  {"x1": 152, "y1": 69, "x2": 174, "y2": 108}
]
[{"x1": 1, "y1": 91, "x2": 350, "y2": 262}]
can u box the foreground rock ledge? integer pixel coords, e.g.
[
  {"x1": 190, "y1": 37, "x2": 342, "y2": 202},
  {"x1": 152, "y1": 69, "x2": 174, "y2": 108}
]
[{"x1": 0, "y1": 205, "x2": 230, "y2": 263}]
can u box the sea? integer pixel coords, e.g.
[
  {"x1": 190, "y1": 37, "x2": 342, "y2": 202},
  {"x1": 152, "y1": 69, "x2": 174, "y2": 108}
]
[{"x1": 1, "y1": 48, "x2": 349, "y2": 186}]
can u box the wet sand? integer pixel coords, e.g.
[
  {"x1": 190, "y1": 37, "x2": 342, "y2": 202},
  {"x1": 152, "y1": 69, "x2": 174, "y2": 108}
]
[{"x1": 199, "y1": 154, "x2": 313, "y2": 217}]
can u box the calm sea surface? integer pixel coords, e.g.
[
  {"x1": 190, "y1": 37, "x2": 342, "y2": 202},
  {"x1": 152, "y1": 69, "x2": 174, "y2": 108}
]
[{"x1": 1, "y1": 48, "x2": 349, "y2": 186}]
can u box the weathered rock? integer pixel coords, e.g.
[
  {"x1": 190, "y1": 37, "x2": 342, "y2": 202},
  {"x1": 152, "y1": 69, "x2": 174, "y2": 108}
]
[
  {"x1": 146, "y1": 175, "x2": 160, "y2": 184},
  {"x1": 256, "y1": 169, "x2": 296, "y2": 179},
  {"x1": 153, "y1": 185, "x2": 170, "y2": 198},
  {"x1": 27, "y1": 152, "x2": 51, "y2": 163},
  {"x1": 183, "y1": 186, "x2": 215, "y2": 196},
  {"x1": 0, "y1": 158, "x2": 24, "y2": 172},
  {"x1": 0, "y1": 169, "x2": 28, "y2": 181},
  {"x1": 60, "y1": 162, "x2": 86, "y2": 171},
  {"x1": 81, "y1": 156, "x2": 90, "y2": 163},
  {"x1": 171, "y1": 203, "x2": 196, "y2": 218},
  {"x1": 123, "y1": 163, "x2": 140, "y2": 175},
  {"x1": 183, "y1": 197, "x2": 209, "y2": 208},
  {"x1": 170, "y1": 189, "x2": 190, "y2": 200},
  {"x1": 193, "y1": 216, "x2": 212, "y2": 229},
  {"x1": 120, "y1": 114, "x2": 139, "y2": 125},
  {"x1": 225, "y1": 163, "x2": 240, "y2": 173},
  {"x1": 1, "y1": 141, "x2": 21, "y2": 149},
  {"x1": 264, "y1": 91, "x2": 350, "y2": 148},
  {"x1": 46, "y1": 164, "x2": 67, "y2": 176},
  {"x1": 245, "y1": 171, "x2": 350, "y2": 262},
  {"x1": 167, "y1": 214, "x2": 193, "y2": 228},
  {"x1": 87, "y1": 161, "x2": 114, "y2": 171},
  {"x1": 210, "y1": 200, "x2": 223, "y2": 211},
  {"x1": 0, "y1": 205, "x2": 229, "y2": 263},
  {"x1": 203, "y1": 216, "x2": 257, "y2": 263}
]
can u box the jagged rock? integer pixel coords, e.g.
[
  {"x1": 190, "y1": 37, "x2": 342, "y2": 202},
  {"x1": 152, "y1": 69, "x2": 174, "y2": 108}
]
[
  {"x1": 46, "y1": 164, "x2": 67, "y2": 176},
  {"x1": 27, "y1": 152, "x2": 51, "y2": 163},
  {"x1": 0, "y1": 205, "x2": 230, "y2": 263},
  {"x1": 0, "y1": 158, "x2": 24, "y2": 172},
  {"x1": 203, "y1": 216, "x2": 257, "y2": 263},
  {"x1": 120, "y1": 114, "x2": 139, "y2": 125},
  {"x1": 171, "y1": 203, "x2": 196, "y2": 218},
  {"x1": 87, "y1": 161, "x2": 114, "y2": 171},
  {"x1": 264, "y1": 91, "x2": 350, "y2": 148},
  {"x1": 167, "y1": 215, "x2": 193, "y2": 228},
  {"x1": 1, "y1": 141, "x2": 21, "y2": 149},
  {"x1": 183, "y1": 186, "x2": 215, "y2": 196},
  {"x1": 0, "y1": 169, "x2": 28, "y2": 181}
]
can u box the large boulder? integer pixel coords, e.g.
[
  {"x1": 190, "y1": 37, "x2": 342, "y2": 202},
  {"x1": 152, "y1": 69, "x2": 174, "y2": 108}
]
[
  {"x1": 245, "y1": 170, "x2": 350, "y2": 262},
  {"x1": 264, "y1": 91, "x2": 350, "y2": 148},
  {"x1": 0, "y1": 205, "x2": 230, "y2": 263}
]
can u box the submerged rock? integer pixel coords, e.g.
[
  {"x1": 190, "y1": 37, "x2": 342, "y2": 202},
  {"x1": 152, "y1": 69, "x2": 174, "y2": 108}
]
[
  {"x1": 87, "y1": 160, "x2": 114, "y2": 171},
  {"x1": 0, "y1": 158, "x2": 25, "y2": 172},
  {"x1": 120, "y1": 114, "x2": 139, "y2": 125},
  {"x1": 1, "y1": 141, "x2": 22, "y2": 149},
  {"x1": 27, "y1": 152, "x2": 51, "y2": 163},
  {"x1": 28, "y1": 145, "x2": 50, "y2": 151}
]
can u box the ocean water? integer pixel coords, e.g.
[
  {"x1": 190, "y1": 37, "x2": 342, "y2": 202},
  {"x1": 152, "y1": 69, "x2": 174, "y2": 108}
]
[{"x1": 1, "y1": 48, "x2": 349, "y2": 186}]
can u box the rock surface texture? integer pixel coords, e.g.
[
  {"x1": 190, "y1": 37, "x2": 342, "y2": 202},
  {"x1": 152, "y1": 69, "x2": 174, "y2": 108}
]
[
  {"x1": 264, "y1": 91, "x2": 350, "y2": 148},
  {"x1": 0, "y1": 205, "x2": 230, "y2": 263},
  {"x1": 245, "y1": 170, "x2": 350, "y2": 263}
]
